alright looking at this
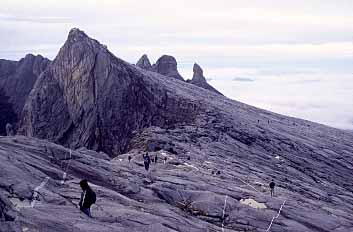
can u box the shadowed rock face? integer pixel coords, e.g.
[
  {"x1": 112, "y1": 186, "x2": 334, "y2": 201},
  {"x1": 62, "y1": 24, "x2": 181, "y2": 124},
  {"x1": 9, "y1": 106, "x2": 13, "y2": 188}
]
[
  {"x1": 189, "y1": 63, "x2": 222, "y2": 95},
  {"x1": 0, "y1": 54, "x2": 50, "y2": 117},
  {"x1": 136, "y1": 54, "x2": 152, "y2": 70},
  {"x1": 152, "y1": 55, "x2": 184, "y2": 81},
  {"x1": 19, "y1": 29, "x2": 199, "y2": 156}
]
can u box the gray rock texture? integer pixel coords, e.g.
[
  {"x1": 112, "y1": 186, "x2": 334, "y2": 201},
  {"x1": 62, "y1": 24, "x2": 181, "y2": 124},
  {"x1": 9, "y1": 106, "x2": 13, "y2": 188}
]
[
  {"x1": 0, "y1": 54, "x2": 50, "y2": 117},
  {"x1": 1, "y1": 128, "x2": 353, "y2": 232},
  {"x1": 189, "y1": 63, "x2": 222, "y2": 95},
  {"x1": 19, "y1": 29, "x2": 198, "y2": 156},
  {"x1": 152, "y1": 55, "x2": 184, "y2": 81},
  {"x1": 136, "y1": 54, "x2": 152, "y2": 71},
  {"x1": 6, "y1": 28, "x2": 353, "y2": 231}
]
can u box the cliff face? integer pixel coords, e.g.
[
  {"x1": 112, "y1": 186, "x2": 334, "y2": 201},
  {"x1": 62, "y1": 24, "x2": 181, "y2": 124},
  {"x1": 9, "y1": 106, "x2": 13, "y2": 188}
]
[
  {"x1": 189, "y1": 63, "x2": 222, "y2": 95},
  {"x1": 0, "y1": 54, "x2": 50, "y2": 117},
  {"x1": 20, "y1": 29, "x2": 199, "y2": 156}
]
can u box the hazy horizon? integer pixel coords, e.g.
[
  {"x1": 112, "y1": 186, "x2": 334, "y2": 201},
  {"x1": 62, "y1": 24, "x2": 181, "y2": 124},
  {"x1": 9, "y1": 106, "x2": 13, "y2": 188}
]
[{"x1": 1, "y1": 0, "x2": 352, "y2": 130}]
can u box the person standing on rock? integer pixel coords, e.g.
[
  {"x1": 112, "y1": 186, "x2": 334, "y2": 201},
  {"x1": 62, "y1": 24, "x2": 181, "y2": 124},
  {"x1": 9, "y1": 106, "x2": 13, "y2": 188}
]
[
  {"x1": 128, "y1": 155, "x2": 132, "y2": 163},
  {"x1": 143, "y1": 153, "x2": 151, "y2": 171},
  {"x1": 6, "y1": 123, "x2": 15, "y2": 136},
  {"x1": 79, "y1": 179, "x2": 96, "y2": 217},
  {"x1": 154, "y1": 154, "x2": 158, "y2": 164},
  {"x1": 164, "y1": 156, "x2": 167, "y2": 164},
  {"x1": 269, "y1": 179, "x2": 276, "y2": 197}
]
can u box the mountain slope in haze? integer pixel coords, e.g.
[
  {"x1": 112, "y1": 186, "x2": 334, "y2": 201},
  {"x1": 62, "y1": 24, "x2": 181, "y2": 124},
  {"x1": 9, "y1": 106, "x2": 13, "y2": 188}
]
[
  {"x1": 4, "y1": 28, "x2": 353, "y2": 231},
  {"x1": 0, "y1": 54, "x2": 50, "y2": 118}
]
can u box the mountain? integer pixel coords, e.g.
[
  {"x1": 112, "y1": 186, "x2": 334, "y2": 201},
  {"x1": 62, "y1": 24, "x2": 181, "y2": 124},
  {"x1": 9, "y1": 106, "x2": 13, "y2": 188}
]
[
  {"x1": 136, "y1": 54, "x2": 152, "y2": 70},
  {"x1": 1, "y1": 28, "x2": 353, "y2": 231},
  {"x1": 0, "y1": 54, "x2": 50, "y2": 118},
  {"x1": 151, "y1": 55, "x2": 184, "y2": 81},
  {"x1": 188, "y1": 63, "x2": 222, "y2": 95},
  {"x1": 19, "y1": 29, "x2": 199, "y2": 155}
]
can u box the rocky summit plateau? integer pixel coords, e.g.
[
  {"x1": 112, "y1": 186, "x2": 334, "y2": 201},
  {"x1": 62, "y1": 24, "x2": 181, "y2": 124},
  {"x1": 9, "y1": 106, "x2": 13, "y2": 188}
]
[{"x1": 0, "y1": 28, "x2": 353, "y2": 232}]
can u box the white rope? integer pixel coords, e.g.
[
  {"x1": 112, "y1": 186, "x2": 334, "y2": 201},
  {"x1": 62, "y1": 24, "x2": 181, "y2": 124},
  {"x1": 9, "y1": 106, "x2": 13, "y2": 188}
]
[
  {"x1": 221, "y1": 195, "x2": 228, "y2": 232},
  {"x1": 61, "y1": 149, "x2": 72, "y2": 184},
  {"x1": 31, "y1": 177, "x2": 50, "y2": 207},
  {"x1": 234, "y1": 176, "x2": 261, "y2": 193},
  {"x1": 265, "y1": 200, "x2": 286, "y2": 232},
  {"x1": 183, "y1": 162, "x2": 200, "y2": 171}
]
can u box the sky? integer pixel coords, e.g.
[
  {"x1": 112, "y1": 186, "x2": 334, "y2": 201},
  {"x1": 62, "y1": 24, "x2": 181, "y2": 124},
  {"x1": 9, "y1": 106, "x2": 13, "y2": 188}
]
[{"x1": 1, "y1": 0, "x2": 353, "y2": 129}]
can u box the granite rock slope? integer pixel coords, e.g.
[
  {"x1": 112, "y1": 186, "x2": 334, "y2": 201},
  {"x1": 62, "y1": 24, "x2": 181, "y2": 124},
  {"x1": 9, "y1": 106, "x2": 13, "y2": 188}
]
[
  {"x1": 0, "y1": 54, "x2": 50, "y2": 117},
  {"x1": 0, "y1": 129, "x2": 352, "y2": 232},
  {"x1": 19, "y1": 29, "x2": 198, "y2": 156},
  {"x1": 9, "y1": 28, "x2": 353, "y2": 231}
]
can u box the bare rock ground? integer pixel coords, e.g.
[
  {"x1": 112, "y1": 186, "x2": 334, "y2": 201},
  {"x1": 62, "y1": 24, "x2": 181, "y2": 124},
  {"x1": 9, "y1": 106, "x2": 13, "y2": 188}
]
[{"x1": 0, "y1": 133, "x2": 352, "y2": 232}]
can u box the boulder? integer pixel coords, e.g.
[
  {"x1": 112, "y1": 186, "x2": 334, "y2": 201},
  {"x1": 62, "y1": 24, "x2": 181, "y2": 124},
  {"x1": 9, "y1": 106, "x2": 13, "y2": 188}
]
[{"x1": 152, "y1": 55, "x2": 184, "y2": 81}]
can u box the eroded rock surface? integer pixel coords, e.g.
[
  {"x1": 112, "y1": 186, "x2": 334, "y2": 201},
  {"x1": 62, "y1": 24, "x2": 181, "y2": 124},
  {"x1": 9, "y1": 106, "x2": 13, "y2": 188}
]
[
  {"x1": 0, "y1": 133, "x2": 352, "y2": 232},
  {"x1": 152, "y1": 55, "x2": 184, "y2": 81},
  {"x1": 19, "y1": 29, "x2": 198, "y2": 156},
  {"x1": 136, "y1": 54, "x2": 152, "y2": 71},
  {"x1": 189, "y1": 63, "x2": 222, "y2": 95},
  {"x1": 7, "y1": 28, "x2": 353, "y2": 231},
  {"x1": 0, "y1": 54, "x2": 50, "y2": 117}
]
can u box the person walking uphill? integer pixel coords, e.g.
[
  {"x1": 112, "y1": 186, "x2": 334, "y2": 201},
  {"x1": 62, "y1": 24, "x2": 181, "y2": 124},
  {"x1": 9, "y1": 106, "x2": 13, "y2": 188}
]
[
  {"x1": 143, "y1": 153, "x2": 151, "y2": 171},
  {"x1": 269, "y1": 179, "x2": 276, "y2": 197},
  {"x1": 79, "y1": 179, "x2": 96, "y2": 217}
]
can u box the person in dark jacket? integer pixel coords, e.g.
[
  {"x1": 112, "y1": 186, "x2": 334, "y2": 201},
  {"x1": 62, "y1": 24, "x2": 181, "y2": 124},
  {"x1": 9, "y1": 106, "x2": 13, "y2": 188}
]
[
  {"x1": 79, "y1": 179, "x2": 96, "y2": 217},
  {"x1": 269, "y1": 179, "x2": 276, "y2": 197},
  {"x1": 128, "y1": 155, "x2": 132, "y2": 163},
  {"x1": 154, "y1": 155, "x2": 158, "y2": 164},
  {"x1": 143, "y1": 153, "x2": 151, "y2": 171}
]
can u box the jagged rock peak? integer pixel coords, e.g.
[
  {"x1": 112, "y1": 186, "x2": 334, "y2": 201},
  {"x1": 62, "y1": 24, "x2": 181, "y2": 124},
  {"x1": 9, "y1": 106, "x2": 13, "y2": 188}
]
[
  {"x1": 68, "y1": 28, "x2": 89, "y2": 41},
  {"x1": 0, "y1": 53, "x2": 50, "y2": 118},
  {"x1": 190, "y1": 62, "x2": 223, "y2": 95},
  {"x1": 136, "y1": 54, "x2": 152, "y2": 70},
  {"x1": 152, "y1": 55, "x2": 184, "y2": 81},
  {"x1": 192, "y1": 63, "x2": 205, "y2": 81},
  {"x1": 19, "y1": 29, "x2": 199, "y2": 156}
]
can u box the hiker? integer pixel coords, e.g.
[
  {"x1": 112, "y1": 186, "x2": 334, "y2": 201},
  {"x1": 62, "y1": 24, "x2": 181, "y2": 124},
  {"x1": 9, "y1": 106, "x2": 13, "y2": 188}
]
[
  {"x1": 154, "y1": 154, "x2": 158, "y2": 164},
  {"x1": 6, "y1": 123, "x2": 15, "y2": 136},
  {"x1": 187, "y1": 156, "x2": 191, "y2": 161},
  {"x1": 143, "y1": 153, "x2": 151, "y2": 171},
  {"x1": 269, "y1": 180, "x2": 275, "y2": 197},
  {"x1": 79, "y1": 179, "x2": 96, "y2": 217},
  {"x1": 128, "y1": 155, "x2": 132, "y2": 162},
  {"x1": 164, "y1": 156, "x2": 167, "y2": 164}
]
